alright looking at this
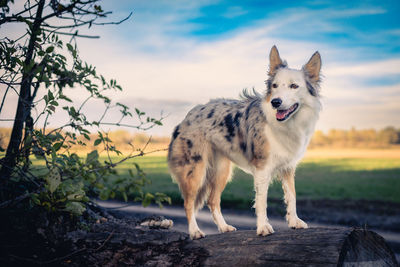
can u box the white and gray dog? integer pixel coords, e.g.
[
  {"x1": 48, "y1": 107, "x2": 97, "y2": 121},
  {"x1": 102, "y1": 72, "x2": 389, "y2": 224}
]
[{"x1": 168, "y1": 46, "x2": 322, "y2": 239}]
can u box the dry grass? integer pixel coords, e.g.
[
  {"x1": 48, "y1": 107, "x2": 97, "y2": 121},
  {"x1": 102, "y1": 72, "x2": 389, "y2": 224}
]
[
  {"x1": 125, "y1": 144, "x2": 400, "y2": 159},
  {"x1": 305, "y1": 148, "x2": 400, "y2": 159},
  {"x1": 47, "y1": 141, "x2": 400, "y2": 160}
]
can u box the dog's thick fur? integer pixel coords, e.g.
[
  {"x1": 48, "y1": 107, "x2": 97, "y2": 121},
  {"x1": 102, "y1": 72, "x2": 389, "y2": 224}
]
[{"x1": 168, "y1": 46, "x2": 322, "y2": 239}]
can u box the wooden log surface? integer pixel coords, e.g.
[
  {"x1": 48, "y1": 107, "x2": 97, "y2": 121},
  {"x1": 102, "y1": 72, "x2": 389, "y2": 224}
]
[{"x1": 185, "y1": 227, "x2": 398, "y2": 267}]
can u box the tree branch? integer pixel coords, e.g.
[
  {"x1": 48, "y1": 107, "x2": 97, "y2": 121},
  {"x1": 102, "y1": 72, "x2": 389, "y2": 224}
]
[{"x1": 41, "y1": 28, "x2": 100, "y2": 38}]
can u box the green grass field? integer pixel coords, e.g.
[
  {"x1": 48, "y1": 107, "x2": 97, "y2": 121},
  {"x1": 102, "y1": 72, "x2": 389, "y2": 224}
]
[
  {"x1": 112, "y1": 154, "x2": 400, "y2": 208},
  {"x1": 26, "y1": 150, "x2": 400, "y2": 208}
]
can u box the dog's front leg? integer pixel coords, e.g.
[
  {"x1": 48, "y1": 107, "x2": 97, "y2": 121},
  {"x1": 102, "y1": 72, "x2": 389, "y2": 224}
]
[
  {"x1": 282, "y1": 168, "x2": 308, "y2": 229},
  {"x1": 254, "y1": 172, "x2": 274, "y2": 236}
]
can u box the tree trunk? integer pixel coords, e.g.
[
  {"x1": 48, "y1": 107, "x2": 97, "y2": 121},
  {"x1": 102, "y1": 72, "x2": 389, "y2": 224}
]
[
  {"x1": 185, "y1": 228, "x2": 398, "y2": 266},
  {"x1": 0, "y1": 0, "x2": 45, "y2": 198},
  {"x1": 60, "y1": 219, "x2": 398, "y2": 266}
]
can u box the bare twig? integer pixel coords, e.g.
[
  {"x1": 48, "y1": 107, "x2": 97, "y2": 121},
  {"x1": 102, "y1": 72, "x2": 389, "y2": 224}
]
[
  {"x1": 0, "y1": 68, "x2": 21, "y2": 114},
  {"x1": 94, "y1": 230, "x2": 115, "y2": 252},
  {"x1": 42, "y1": 28, "x2": 100, "y2": 39},
  {"x1": 0, "y1": 192, "x2": 30, "y2": 208},
  {"x1": 41, "y1": 248, "x2": 87, "y2": 265}
]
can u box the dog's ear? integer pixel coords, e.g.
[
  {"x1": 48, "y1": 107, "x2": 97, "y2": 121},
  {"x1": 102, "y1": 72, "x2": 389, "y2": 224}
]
[
  {"x1": 269, "y1": 45, "x2": 284, "y2": 76},
  {"x1": 304, "y1": 51, "x2": 321, "y2": 83}
]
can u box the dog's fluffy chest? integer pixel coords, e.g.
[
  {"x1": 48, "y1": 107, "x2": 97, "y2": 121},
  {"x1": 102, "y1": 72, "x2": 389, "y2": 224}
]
[{"x1": 264, "y1": 123, "x2": 312, "y2": 171}]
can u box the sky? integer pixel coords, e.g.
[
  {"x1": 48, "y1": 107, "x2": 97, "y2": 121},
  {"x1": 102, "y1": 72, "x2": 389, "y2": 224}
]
[{"x1": 1, "y1": 0, "x2": 400, "y2": 136}]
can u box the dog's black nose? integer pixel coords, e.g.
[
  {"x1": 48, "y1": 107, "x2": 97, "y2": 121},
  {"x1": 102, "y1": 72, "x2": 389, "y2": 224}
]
[{"x1": 271, "y1": 98, "x2": 282, "y2": 108}]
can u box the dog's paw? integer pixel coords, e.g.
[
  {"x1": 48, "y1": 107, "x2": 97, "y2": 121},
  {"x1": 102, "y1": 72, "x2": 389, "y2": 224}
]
[
  {"x1": 219, "y1": 224, "x2": 237, "y2": 233},
  {"x1": 288, "y1": 217, "x2": 308, "y2": 229},
  {"x1": 190, "y1": 229, "x2": 206, "y2": 240},
  {"x1": 257, "y1": 223, "x2": 274, "y2": 236}
]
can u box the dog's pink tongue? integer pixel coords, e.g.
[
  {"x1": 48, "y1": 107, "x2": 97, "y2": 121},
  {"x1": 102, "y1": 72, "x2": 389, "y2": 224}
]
[{"x1": 276, "y1": 110, "x2": 289, "y2": 120}]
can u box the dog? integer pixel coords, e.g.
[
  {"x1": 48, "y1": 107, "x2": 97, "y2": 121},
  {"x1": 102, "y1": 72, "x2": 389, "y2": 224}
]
[{"x1": 168, "y1": 46, "x2": 322, "y2": 239}]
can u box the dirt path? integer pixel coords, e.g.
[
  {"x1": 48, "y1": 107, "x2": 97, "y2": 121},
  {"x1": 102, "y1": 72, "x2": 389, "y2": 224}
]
[{"x1": 97, "y1": 200, "x2": 400, "y2": 261}]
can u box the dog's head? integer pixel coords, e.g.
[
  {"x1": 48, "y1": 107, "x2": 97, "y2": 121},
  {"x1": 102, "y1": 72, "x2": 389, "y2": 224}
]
[{"x1": 265, "y1": 46, "x2": 321, "y2": 122}]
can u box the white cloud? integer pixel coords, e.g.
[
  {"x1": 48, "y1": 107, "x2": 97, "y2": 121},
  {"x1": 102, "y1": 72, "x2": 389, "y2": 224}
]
[
  {"x1": 327, "y1": 7, "x2": 386, "y2": 17},
  {"x1": 56, "y1": 7, "x2": 399, "y2": 134},
  {"x1": 325, "y1": 59, "x2": 400, "y2": 77},
  {"x1": 2, "y1": 1, "x2": 399, "y2": 136}
]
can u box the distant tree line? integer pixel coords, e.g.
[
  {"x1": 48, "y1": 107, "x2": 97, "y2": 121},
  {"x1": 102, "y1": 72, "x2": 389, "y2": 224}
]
[
  {"x1": 309, "y1": 126, "x2": 400, "y2": 148},
  {"x1": 0, "y1": 128, "x2": 169, "y2": 153},
  {"x1": 1, "y1": 127, "x2": 399, "y2": 151}
]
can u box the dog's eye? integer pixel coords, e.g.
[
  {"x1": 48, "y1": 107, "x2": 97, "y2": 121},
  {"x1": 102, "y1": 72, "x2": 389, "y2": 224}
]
[
  {"x1": 272, "y1": 83, "x2": 278, "y2": 88},
  {"x1": 290, "y1": 83, "x2": 299, "y2": 89}
]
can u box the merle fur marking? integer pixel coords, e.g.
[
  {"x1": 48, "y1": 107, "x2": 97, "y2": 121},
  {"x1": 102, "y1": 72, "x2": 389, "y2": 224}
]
[
  {"x1": 224, "y1": 113, "x2": 236, "y2": 142},
  {"x1": 186, "y1": 139, "x2": 193, "y2": 149},
  {"x1": 240, "y1": 142, "x2": 247, "y2": 153},
  {"x1": 172, "y1": 125, "x2": 180, "y2": 140},
  {"x1": 207, "y1": 109, "x2": 215, "y2": 118},
  {"x1": 245, "y1": 99, "x2": 259, "y2": 121},
  {"x1": 233, "y1": 111, "x2": 242, "y2": 127},
  {"x1": 191, "y1": 154, "x2": 202, "y2": 162}
]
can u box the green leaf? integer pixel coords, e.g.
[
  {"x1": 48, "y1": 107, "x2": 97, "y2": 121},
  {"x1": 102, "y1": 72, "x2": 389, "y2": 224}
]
[
  {"x1": 86, "y1": 150, "x2": 99, "y2": 164},
  {"x1": 99, "y1": 189, "x2": 110, "y2": 200},
  {"x1": 95, "y1": 183, "x2": 104, "y2": 189},
  {"x1": 31, "y1": 193, "x2": 41, "y2": 205},
  {"x1": 122, "y1": 191, "x2": 128, "y2": 202},
  {"x1": 94, "y1": 139, "x2": 101, "y2": 146},
  {"x1": 48, "y1": 90, "x2": 54, "y2": 101},
  {"x1": 142, "y1": 193, "x2": 154, "y2": 207},
  {"x1": 46, "y1": 46, "x2": 54, "y2": 53},
  {"x1": 45, "y1": 168, "x2": 61, "y2": 194},
  {"x1": 67, "y1": 191, "x2": 85, "y2": 201},
  {"x1": 59, "y1": 94, "x2": 72, "y2": 102},
  {"x1": 64, "y1": 202, "x2": 86, "y2": 216},
  {"x1": 53, "y1": 142, "x2": 63, "y2": 151},
  {"x1": 66, "y1": 43, "x2": 73, "y2": 52}
]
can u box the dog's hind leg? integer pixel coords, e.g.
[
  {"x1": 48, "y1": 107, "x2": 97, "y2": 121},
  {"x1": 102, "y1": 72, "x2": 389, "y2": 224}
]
[
  {"x1": 282, "y1": 168, "x2": 308, "y2": 229},
  {"x1": 175, "y1": 159, "x2": 208, "y2": 240},
  {"x1": 168, "y1": 134, "x2": 209, "y2": 239},
  {"x1": 207, "y1": 154, "x2": 236, "y2": 233}
]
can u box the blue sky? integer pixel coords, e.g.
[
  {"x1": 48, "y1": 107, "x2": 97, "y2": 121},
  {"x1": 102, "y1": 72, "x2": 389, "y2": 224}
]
[
  {"x1": 101, "y1": 0, "x2": 400, "y2": 58},
  {"x1": 2, "y1": 0, "x2": 400, "y2": 135}
]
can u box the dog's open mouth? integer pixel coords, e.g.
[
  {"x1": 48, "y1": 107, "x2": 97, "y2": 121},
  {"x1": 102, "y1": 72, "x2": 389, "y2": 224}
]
[{"x1": 276, "y1": 103, "x2": 299, "y2": 121}]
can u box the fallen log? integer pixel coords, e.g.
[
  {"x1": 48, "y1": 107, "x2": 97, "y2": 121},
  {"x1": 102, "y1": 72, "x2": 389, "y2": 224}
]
[
  {"x1": 186, "y1": 227, "x2": 398, "y2": 267},
  {"x1": 48, "y1": 216, "x2": 398, "y2": 267}
]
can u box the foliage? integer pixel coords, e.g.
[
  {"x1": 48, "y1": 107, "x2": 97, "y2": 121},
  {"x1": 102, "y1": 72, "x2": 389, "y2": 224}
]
[
  {"x1": 0, "y1": 0, "x2": 170, "y2": 216},
  {"x1": 309, "y1": 127, "x2": 400, "y2": 148}
]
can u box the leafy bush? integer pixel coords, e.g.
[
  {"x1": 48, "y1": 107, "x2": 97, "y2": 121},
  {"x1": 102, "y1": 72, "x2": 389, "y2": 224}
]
[{"x1": 0, "y1": 0, "x2": 170, "y2": 216}]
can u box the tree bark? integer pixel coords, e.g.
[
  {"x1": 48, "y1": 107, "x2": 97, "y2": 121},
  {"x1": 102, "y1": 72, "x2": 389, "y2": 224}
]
[
  {"x1": 62, "y1": 220, "x2": 398, "y2": 266},
  {"x1": 185, "y1": 228, "x2": 398, "y2": 266},
  {"x1": 0, "y1": 0, "x2": 45, "y2": 198}
]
